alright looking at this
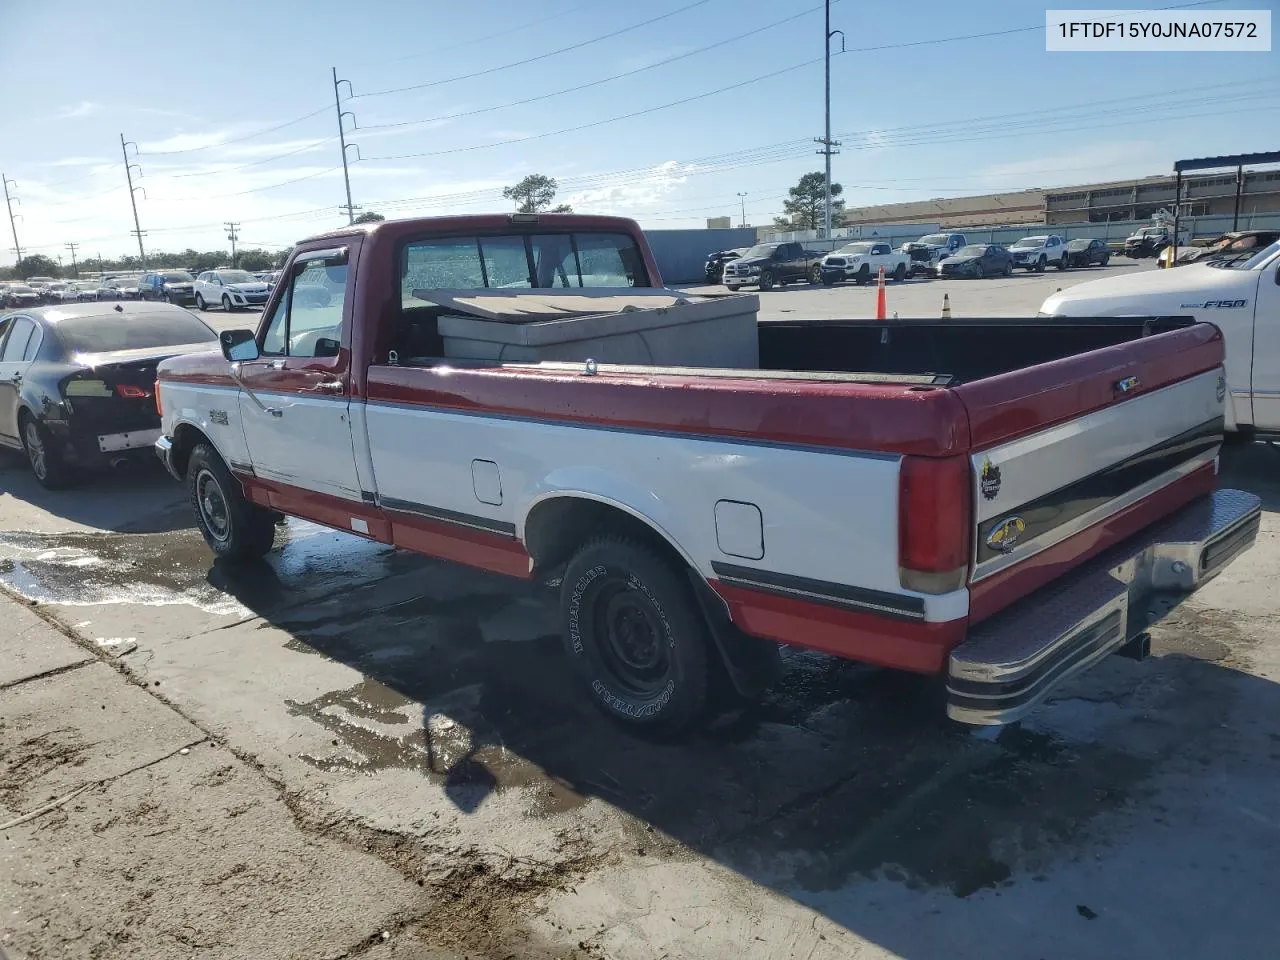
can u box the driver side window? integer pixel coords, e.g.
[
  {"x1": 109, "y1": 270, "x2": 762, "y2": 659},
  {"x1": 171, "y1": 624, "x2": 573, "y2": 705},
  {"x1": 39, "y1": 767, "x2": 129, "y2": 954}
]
[{"x1": 260, "y1": 259, "x2": 348, "y2": 359}]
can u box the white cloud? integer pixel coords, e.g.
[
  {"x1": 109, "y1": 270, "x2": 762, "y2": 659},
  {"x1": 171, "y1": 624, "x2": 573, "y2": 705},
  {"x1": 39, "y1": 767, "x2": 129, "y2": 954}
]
[
  {"x1": 976, "y1": 140, "x2": 1166, "y2": 188},
  {"x1": 50, "y1": 156, "x2": 108, "y2": 167},
  {"x1": 54, "y1": 101, "x2": 99, "y2": 120}
]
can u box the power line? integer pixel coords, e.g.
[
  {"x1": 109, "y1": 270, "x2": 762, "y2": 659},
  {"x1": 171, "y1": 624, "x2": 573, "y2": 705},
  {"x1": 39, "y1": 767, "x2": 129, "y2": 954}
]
[
  {"x1": 356, "y1": 0, "x2": 719, "y2": 99},
  {"x1": 359, "y1": 3, "x2": 838, "y2": 134},
  {"x1": 156, "y1": 137, "x2": 337, "y2": 179},
  {"x1": 138, "y1": 105, "x2": 332, "y2": 157}
]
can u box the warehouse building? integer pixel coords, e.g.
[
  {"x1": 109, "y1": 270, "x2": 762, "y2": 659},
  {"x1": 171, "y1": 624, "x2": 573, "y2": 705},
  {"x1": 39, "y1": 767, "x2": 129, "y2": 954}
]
[{"x1": 839, "y1": 169, "x2": 1280, "y2": 229}]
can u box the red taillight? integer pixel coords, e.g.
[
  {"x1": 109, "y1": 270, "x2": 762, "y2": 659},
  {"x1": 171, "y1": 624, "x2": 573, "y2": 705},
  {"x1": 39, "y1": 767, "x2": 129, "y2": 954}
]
[
  {"x1": 115, "y1": 384, "x2": 150, "y2": 399},
  {"x1": 898, "y1": 455, "x2": 972, "y2": 594},
  {"x1": 154, "y1": 378, "x2": 163, "y2": 416}
]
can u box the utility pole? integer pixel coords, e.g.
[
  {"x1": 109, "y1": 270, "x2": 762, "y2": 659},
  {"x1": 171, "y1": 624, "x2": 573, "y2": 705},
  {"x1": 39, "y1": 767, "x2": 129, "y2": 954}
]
[
  {"x1": 65, "y1": 242, "x2": 79, "y2": 277},
  {"x1": 225, "y1": 222, "x2": 240, "y2": 267},
  {"x1": 2, "y1": 174, "x2": 23, "y2": 267},
  {"x1": 120, "y1": 134, "x2": 148, "y2": 267},
  {"x1": 332, "y1": 67, "x2": 361, "y2": 224},
  {"x1": 816, "y1": 0, "x2": 845, "y2": 239},
  {"x1": 737, "y1": 192, "x2": 748, "y2": 228}
]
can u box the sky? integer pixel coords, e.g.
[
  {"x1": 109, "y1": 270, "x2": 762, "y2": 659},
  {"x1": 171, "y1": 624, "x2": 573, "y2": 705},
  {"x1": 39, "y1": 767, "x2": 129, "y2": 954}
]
[{"x1": 0, "y1": 0, "x2": 1276, "y2": 264}]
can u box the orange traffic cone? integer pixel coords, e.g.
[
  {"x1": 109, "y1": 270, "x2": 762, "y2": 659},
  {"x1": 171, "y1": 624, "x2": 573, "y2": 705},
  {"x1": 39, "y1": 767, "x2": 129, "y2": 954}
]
[{"x1": 875, "y1": 266, "x2": 887, "y2": 320}]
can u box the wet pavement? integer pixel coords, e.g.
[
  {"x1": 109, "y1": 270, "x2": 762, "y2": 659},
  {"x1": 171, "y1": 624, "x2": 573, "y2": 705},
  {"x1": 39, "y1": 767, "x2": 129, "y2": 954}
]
[{"x1": 3, "y1": 444, "x2": 1280, "y2": 958}]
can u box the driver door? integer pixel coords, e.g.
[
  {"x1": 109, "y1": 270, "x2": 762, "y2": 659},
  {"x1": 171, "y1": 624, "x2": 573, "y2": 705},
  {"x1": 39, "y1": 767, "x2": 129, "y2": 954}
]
[{"x1": 235, "y1": 246, "x2": 363, "y2": 503}]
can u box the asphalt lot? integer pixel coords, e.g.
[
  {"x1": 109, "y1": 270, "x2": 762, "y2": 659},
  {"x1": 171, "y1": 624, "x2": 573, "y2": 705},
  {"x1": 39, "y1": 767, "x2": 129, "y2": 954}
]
[
  {"x1": 684, "y1": 256, "x2": 1152, "y2": 320},
  {"x1": 5, "y1": 261, "x2": 1280, "y2": 959}
]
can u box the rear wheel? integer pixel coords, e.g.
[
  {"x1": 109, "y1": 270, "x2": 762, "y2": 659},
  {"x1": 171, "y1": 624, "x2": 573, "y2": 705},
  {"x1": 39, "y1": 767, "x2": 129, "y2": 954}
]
[
  {"x1": 20, "y1": 414, "x2": 71, "y2": 490},
  {"x1": 187, "y1": 443, "x2": 276, "y2": 561},
  {"x1": 1055, "y1": 255, "x2": 1068, "y2": 271},
  {"x1": 808, "y1": 264, "x2": 822, "y2": 285},
  {"x1": 1003, "y1": 260, "x2": 1013, "y2": 276},
  {"x1": 1101, "y1": 254, "x2": 1110, "y2": 267},
  {"x1": 973, "y1": 263, "x2": 984, "y2": 279},
  {"x1": 758, "y1": 270, "x2": 775, "y2": 292},
  {"x1": 560, "y1": 537, "x2": 710, "y2": 736}
]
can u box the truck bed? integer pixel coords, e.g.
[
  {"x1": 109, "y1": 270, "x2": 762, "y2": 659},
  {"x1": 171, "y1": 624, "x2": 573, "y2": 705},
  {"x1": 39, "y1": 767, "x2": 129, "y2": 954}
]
[{"x1": 757, "y1": 316, "x2": 1196, "y2": 384}]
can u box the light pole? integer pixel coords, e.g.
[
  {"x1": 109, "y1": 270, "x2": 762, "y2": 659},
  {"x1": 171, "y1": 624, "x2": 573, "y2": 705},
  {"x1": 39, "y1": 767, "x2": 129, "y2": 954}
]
[{"x1": 737, "y1": 192, "x2": 748, "y2": 228}]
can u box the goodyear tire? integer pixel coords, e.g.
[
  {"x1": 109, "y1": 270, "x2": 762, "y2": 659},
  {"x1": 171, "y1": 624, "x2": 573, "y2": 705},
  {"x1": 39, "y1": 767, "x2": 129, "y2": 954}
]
[
  {"x1": 187, "y1": 442, "x2": 276, "y2": 561},
  {"x1": 560, "y1": 537, "x2": 710, "y2": 736}
]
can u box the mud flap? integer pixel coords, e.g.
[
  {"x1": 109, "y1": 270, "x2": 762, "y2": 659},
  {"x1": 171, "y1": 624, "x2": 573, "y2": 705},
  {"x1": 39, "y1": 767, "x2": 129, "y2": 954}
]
[{"x1": 687, "y1": 571, "x2": 783, "y2": 699}]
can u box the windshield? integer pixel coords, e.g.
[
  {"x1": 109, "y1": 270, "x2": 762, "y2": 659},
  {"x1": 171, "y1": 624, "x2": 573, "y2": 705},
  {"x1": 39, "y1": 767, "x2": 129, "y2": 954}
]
[
  {"x1": 218, "y1": 270, "x2": 256, "y2": 283},
  {"x1": 835, "y1": 243, "x2": 873, "y2": 256},
  {"x1": 742, "y1": 245, "x2": 779, "y2": 259},
  {"x1": 162, "y1": 271, "x2": 194, "y2": 281},
  {"x1": 1209, "y1": 239, "x2": 1280, "y2": 270},
  {"x1": 55, "y1": 311, "x2": 217, "y2": 353},
  {"x1": 953, "y1": 246, "x2": 987, "y2": 257},
  {"x1": 917, "y1": 234, "x2": 950, "y2": 246},
  {"x1": 11, "y1": 285, "x2": 33, "y2": 293},
  {"x1": 1011, "y1": 238, "x2": 1045, "y2": 248},
  {"x1": 75, "y1": 282, "x2": 98, "y2": 290}
]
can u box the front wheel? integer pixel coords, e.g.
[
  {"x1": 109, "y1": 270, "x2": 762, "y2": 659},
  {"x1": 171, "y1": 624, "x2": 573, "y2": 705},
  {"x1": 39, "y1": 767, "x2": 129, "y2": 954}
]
[
  {"x1": 973, "y1": 263, "x2": 984, "y2": 279},
  {"x1": 892, "y1": 262, "x2": 907, "y2": 282},
  {"x1": 1035, "y1": 255, "x2": 1047, "y2": 273},
  {"x1": 1055, "y1": 255, "x2": 1068, "y2": 271},
  {"x1": 758, "y1": 270, "x2": 775, "y2": 292},
  {"x1": 187, "y1": 443, "x2": 276, "y2": 561},
  {"x1": 725, "y1": 284, "x2": 741, "y2": 292},
  {"x1": 560, "y1": 537, "x2": 710, "y2": 736},
  {"x1": 856, "y1": 265, "x2": 871, "y2": 285},
  {"x1": 195, "y1": 293, "x2": 207, "y2": 311},
  {"x1": 222, "y1": 294, "x2": 235, "y2": 312},
  {"x1": 1101, "y1": 255, "x2": 1110, "y2": 267}
]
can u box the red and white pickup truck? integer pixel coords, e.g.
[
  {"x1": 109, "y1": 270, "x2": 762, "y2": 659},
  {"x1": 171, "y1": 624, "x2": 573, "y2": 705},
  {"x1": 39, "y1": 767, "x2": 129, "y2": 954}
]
[{"x1": 154, "y1": 214, "x2": 1260, "y2": 735}]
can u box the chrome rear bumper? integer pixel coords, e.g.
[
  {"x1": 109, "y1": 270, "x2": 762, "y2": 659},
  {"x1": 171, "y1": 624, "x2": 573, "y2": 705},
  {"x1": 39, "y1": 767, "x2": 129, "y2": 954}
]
[{"x1": 947, "y1": 488, "x2": 1262, "y2": 725}]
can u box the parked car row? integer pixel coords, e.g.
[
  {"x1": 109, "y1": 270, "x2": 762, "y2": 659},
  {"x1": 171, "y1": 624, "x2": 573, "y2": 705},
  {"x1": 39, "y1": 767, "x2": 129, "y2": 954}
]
[{"x1": 704, "y1": 231, "x2": 1120, "y2": 289}]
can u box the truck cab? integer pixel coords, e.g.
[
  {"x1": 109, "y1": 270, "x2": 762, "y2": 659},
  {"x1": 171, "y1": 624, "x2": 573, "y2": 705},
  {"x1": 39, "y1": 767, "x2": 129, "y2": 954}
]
[
  {"x1": 722, "y1": 242, "x2": 823, "y2": 291},
  {"x1": 1041, "y1": 239, "x2": 1280, "y2": 435}
]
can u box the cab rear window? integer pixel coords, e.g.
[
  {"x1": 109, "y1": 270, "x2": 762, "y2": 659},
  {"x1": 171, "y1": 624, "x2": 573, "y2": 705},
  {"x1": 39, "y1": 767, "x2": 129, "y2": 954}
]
[
  {"x1": 55, "y1": 313, "x2": 217, "y2": 354},
  {"x1": 401, "y1": 231, "x2": 650, "y2": 306}
]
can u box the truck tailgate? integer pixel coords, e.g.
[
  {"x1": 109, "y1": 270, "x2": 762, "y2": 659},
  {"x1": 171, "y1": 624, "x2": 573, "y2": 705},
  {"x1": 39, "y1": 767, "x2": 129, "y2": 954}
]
[{"x1": 953, "y1": 323, "x2": 1227, "y2": 623}]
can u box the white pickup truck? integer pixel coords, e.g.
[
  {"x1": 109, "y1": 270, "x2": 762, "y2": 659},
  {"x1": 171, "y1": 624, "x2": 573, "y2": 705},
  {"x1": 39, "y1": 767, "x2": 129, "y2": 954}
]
[
  {"x1": 819, "y1": 241, "x2": 911, "y2": 285},
  {"x1": 1040, "y1": 239, "x2": 1280, "y2": 436}
]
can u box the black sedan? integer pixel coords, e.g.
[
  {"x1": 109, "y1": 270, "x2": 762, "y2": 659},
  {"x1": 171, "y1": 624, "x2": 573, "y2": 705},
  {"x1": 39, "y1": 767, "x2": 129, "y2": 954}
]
[
  {"x1": 1066, "y1": 238, "x2": 1111, "y2": 267},
  {"x1": 2, "y1": 283, "x2": 42, "y2": 309},
  {"x1": 704, "y1": 248, "x2": 748, "y2": 283},
  {"x1": 934, "y1": 244, "x2": 1014, "y2": 279},
  {"x1": 0, "y1": 302, "x2": 218, "y2": 488}
]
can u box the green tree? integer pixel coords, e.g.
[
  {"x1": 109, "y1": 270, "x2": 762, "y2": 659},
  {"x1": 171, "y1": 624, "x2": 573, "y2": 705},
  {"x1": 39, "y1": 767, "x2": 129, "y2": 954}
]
[
  {"x1": 502, "y1": 174, "x2": 573, "y2": 214},
  {"x1": 773, "y1": 172, "x2": 844, "y2": 232},
  {"x1": 353, "y1": 211, "x2": 386, "y2": 224},
  {"x1": 17, "y1": 254, "x2": 61, "y2": 279},
  {"x1": 238, "y1": 249, "x2": 276, "y2": 272}
]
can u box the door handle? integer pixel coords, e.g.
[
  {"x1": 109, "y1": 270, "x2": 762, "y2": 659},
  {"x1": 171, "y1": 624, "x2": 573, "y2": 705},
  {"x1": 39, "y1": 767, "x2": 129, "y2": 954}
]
[
  {"x1": 314, "y1": 379, "x2": 344, "y2": 393},
  {"x1": 9, "y1": 373, "x2": 21, "y2": 384},
  {"x1": 264, "y1": 407, "x2": 283, "y2": 418}
]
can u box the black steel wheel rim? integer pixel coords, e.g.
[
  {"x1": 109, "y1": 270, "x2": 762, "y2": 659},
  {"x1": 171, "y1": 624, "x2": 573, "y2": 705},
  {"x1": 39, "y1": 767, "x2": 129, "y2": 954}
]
[{"x1": 586, "y1": 575, "x2": 671, "y2": 697}]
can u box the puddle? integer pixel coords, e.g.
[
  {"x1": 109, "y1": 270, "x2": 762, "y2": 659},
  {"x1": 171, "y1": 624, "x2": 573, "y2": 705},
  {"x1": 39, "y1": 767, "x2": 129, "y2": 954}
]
[
  {"x1": 0, "y1": 520, "x2": 422, "y2": 618},
  {"x1": 287, "y1": 676, "x2": 588, "y2": 817}
]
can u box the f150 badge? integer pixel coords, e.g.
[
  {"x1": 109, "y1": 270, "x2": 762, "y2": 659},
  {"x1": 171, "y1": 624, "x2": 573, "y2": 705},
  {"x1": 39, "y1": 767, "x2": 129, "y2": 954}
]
[
  {"x1": 986, "y1": 516, "x2": 1027, "y2": 554},
  {"x1": 1179, "y1": 299, "x2": 1248, "y2": 309},
  {"x1": 980, "y1": 458, "x2": 1002, "y2": 500}
]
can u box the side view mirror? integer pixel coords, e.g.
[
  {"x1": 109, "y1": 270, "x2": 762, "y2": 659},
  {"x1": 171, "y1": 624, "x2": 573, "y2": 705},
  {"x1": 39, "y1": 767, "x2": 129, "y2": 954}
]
[{"x1": 220, "y1": 329, "x2": 260, "y2": 363}]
